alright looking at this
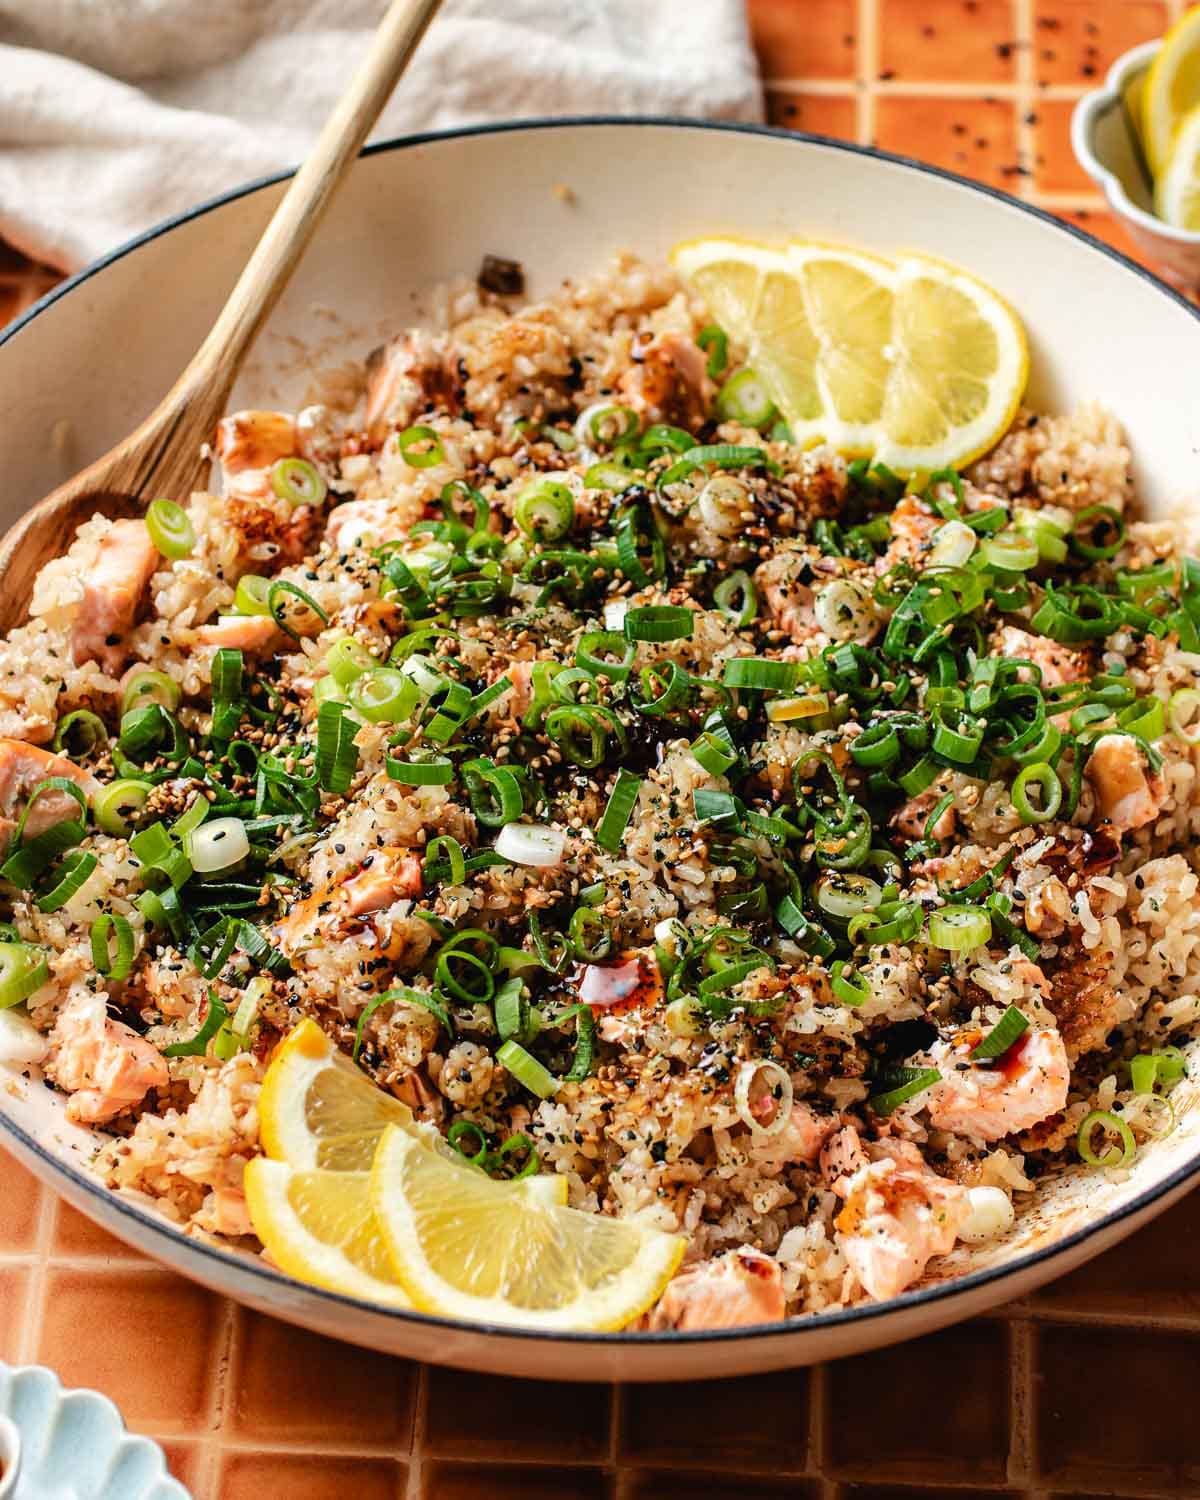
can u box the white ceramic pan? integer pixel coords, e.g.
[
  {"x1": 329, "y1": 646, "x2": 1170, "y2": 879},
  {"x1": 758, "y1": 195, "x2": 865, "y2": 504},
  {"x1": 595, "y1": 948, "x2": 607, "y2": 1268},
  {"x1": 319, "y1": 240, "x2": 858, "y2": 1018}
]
[{"x1": 2, "y1": 121, "x2": 1199, "y2": 1383}]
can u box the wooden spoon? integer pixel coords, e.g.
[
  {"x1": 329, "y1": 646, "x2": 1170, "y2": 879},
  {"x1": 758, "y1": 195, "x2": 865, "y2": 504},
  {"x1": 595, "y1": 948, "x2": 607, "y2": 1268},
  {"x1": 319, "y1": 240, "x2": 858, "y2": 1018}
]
[{"x1": 0, "y1": 0, "x2": 443, "y2": 632}]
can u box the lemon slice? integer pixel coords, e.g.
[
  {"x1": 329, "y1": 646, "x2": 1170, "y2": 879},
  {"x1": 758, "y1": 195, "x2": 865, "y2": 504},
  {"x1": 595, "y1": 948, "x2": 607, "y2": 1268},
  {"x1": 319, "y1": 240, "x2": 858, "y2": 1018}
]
[
  {"x1": 258, "y1": 1018, "x2": 425, "y2": 1170},
  {"x1": 370, "y1": 1125, "x2": 686, "y2": 1331},
  {"x1": 671, "y1": 236, "x2": 1028, "y2": 474},
  {"x1": 1156, "y1": 101, "x2": 1200, "y2": 228},
  {"x1": 245, "y1": 1152, "x2": 569, "y2": 1307},
  {"x1": 244, "y1": 1160, "x2": 413, "y2": 1305},
  {"x1": 1143, "y1": 7, "x2": 1200, "y2": 175}
]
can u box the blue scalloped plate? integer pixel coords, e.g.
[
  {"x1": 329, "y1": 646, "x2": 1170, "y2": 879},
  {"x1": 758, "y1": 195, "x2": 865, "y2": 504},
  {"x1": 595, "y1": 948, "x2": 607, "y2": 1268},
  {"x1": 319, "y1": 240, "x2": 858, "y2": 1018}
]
[{"x1": 0, "y1": 1364, "x2": 190, "y2": 1500}]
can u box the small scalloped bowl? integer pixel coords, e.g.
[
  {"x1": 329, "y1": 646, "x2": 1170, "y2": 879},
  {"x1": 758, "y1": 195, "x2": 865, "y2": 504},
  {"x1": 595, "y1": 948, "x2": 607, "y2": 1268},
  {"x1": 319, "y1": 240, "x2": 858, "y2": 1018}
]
[
  {"x1": 1072, "y1": 39, "x2": 1200, "y2": 290},
  {"x1": 0, "y1": 1363, "x2": 190, "y2": 1500}
]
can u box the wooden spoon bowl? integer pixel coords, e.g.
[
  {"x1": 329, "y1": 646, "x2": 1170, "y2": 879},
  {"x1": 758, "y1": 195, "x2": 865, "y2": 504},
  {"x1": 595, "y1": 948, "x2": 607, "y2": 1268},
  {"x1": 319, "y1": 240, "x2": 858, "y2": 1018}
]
[{"x1": 0, "y1": 0, "x2": 442, "y2": 636}]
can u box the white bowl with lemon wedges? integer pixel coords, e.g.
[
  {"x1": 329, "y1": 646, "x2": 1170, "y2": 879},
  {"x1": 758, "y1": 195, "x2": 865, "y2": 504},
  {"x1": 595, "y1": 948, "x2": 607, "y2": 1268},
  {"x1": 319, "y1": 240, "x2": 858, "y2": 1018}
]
[
  {"x1": 1073, "y1": 9, "x2": 1200, "y2": 288},
  {"x1": 3, "y1": 121, "x2": 1200, "y2": 1383}
]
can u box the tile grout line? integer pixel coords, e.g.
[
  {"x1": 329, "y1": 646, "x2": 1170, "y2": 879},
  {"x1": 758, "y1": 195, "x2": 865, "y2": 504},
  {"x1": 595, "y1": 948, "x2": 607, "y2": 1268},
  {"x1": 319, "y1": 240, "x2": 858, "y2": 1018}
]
[
  {"x1": 16, "y1": 1189, "x2": 56, "y2": 1367},
  {"x1": 808, "y1": 1359, "x2": 837, "y2": 1497},
  {"x1": 608, "y1": 1380, "x2": 625, "y2": 1500},
  {"x1": 1013, "y1": 0, "x2": 1037, "y2": 200},
  {"x1": 404, "y1": 1361, "x2": 428, "y2": 1500},
  {"x1": 1006, "y1": 1315, "x2": 1036, "y2": 1490},
  {"x1": 856, "y1": 0, "x2": 878, "y2": 146},
  {"x1": 197, "y1": 1299, "x2": 240, "y2": 1500},
  {"x1": 765, "y1": 77, "x2": 1092, "y2": 102}
]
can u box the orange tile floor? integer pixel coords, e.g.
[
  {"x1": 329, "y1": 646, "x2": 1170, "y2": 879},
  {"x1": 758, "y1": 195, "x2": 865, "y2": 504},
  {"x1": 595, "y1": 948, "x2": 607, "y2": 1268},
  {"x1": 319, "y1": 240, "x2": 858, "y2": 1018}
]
[{"x1": 3, "y1": 2, "x2": 1200, "y2": 1497}]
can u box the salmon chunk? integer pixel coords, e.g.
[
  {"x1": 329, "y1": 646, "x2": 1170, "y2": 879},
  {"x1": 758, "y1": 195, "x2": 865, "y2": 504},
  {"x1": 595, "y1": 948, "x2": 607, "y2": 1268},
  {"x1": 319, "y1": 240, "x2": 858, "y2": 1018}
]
[
  {"x1": 926, "y1": 1027, "x2": 1070, "y2": 1142},
  {"x1": 649, "y1": 1246, "x2": 785, "y2": 1331},
  {"x1": 0, "y1": 739, "x2": 97, "y2": 852},
  {"x1": 1085, "y1": 733, "x2": 1164, "y2": 833},
  {"x1": 364, "y1": 332, "x2": 456, "y2": 443},
  {"x1": 275, "y1": 847, "x2": 422, "y2": 953},
  {"x1": 214, "y1": 411, "x2": 298, "y2": 474},
  {"x1": 72, "y1": 519, "x2": 159, "y2": 672},
  {"x1": 747, "y1": 1101, "x2": 837, "y2": 1169},
  {"x1": 832, "y1": 1136, "x2": 968, "y2": 1302},
  {"x1": 618, "y1": 332, "x2": 712, "y2": 427},
  {"x1": 191, "y1": 615, "x2": 283, "y2": 653},
  {"x1": 48, "y1": 991, "x2": 168, "y2": 1125}
]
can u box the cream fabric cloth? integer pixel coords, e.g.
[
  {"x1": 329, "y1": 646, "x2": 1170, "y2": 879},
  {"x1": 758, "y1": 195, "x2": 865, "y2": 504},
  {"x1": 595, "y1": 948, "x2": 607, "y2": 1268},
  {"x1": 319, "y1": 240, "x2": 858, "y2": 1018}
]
[{"x1": 0, "y1": 0, "x2": 763, "y2": 273}]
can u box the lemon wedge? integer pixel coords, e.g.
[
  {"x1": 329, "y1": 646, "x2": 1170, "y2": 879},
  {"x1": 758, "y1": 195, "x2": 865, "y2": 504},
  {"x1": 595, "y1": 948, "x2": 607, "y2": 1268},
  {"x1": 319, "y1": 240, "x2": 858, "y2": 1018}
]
[
  {"x1": 1156, "y1": 100, "x2": 1200, "y2": 228},
  {"x1": 244, "y1": 1160, "x2": 413, "y2": 1306},
  {"x1": 370, "y1": 1125, "x2": 686, "y2": 1331},
  {"x1": 1143, "y1": 6, "x2": 1200, "y2": 175},
  {"x1": 258, "y1": 1017, "x2": 432, "y2": 1170},
  {"x1": 671, "y1": 237, "x2": 1028, "y2": 474}
]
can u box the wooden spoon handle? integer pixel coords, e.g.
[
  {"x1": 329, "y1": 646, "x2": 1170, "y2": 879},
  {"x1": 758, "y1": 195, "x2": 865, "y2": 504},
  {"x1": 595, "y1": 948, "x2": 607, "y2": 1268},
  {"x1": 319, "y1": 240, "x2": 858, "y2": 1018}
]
[{"x1": 187, "y1": 0, "x2": 442, "y2": 390}]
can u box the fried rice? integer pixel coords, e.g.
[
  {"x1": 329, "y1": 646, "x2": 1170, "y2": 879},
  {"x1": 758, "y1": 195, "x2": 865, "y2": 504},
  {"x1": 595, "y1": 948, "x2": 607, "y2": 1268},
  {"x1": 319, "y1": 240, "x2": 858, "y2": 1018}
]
[{"x1": 1, "y1": 251, "x2": 1198, "y2": 1326}]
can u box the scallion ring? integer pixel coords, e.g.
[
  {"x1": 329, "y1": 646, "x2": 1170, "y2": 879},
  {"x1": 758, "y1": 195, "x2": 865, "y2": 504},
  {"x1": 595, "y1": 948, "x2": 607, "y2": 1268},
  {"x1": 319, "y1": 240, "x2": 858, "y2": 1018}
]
[
  {"x1": 1012, "y1": 761, "x2": 1063, "y2": 824},
  {"x1": 395, "y1": 425, "x2": 446, "y2": 468},
  {"x1": 1077, "y1": 1108, "x2": 1136, "y2": 1169},
  {"x1": 270, "y1": 457, "x2": 326, "y2": 508},
  {"x1": 145, "y1": 498, "x2": 195, "y2": 559}
]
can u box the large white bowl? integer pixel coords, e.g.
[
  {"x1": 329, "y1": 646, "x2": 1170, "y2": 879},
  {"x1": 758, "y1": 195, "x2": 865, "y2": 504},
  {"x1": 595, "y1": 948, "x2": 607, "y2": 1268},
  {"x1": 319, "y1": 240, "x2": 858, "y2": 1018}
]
[{"x1": 3, "y1": 120, "x2": 1200, "y2": 1383}]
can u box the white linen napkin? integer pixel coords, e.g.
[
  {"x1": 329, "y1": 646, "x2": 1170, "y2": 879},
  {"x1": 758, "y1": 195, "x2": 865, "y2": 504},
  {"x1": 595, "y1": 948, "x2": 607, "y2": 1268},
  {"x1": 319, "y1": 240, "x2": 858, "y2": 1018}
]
[{"x1": 0, "y1": 0, "x2": 763, "y2": 273}]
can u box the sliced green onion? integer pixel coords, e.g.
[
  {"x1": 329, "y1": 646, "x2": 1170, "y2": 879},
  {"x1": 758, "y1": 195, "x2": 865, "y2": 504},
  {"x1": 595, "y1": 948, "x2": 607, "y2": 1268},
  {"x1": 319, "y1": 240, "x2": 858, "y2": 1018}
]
[
  {"x1": 0, "y1": 942, "x2": 49, "y2": 1009},
  {"x1": 1167, "y1": 688, "x2": 1200, "y2": 745},
  {"x1": 697, "y1": 325, "x2": 728, "y2": 379},
  {"x1": 463, "y1": 760, "x2": 527, "y2": 829},
  {"x1": 233, "y1": 573, "x2": 273, "y2": 616},
  {"x1": 1012, "y1": 761, "x2": 1063, "y2": 824},
  {"x1": 121, "y1": 668, "x2": 181, "y2": 717},
  {"x1": 316, "y1": 701, "x2": 359, "y2": 794},
  {"x1": 1077, "y1": 1108, "x2": 1136, "y2": 1168},
  {"x1": 722, "y1": 657, "x2": 803, "y2": 692},
  {"x1": 92, "y1": 779, "x2": 152, "y2": 837},
  {"x1": 584, "y1": 461, "x2": 638, "y2": 492},
  {"x1": 568, "y1": 907, "x2": 613, "y2": 964},
  {"x1": 145, "y1": 498, "x2": 195, "y2": 560},
  {"x1": 870, "y1": 1066, "x2": 940, "y2": 1115},
  {"x1": 830, "y1": 960, "x2": 870, "y2": 1008},
  {"x1": 89, "y1": 912, "x2": 133, "y2": 984},
  {"x1": 325, "y1": 636, "x2": 375, "y2": 688},
  {"x1": 683, "y1": 443, "x2": 772, "y2": 472},
  {"x1": 188, "y1": 817, "x2": 249, "y2": 875},
  {"x1": 544, "y1": 705, "x2": 613, "y2": 768},
  {"x1": 715, "y1": 368, "x2": 775, "y2": 428},
  {"x1": 1071, "y1": 504, "x2": 1125, "y2": 562},
  {"x1": 349, "y1": 666, "x2": 419, "y2": 725},
  {"x1": 814, "y1": 871, "x2": 882, "y2": 923},
  {"x1": 424, "y1": 835, "x2": 466, "y2": 887},
  {"x1": 713, "y1": 569, "x2": 758, "y2": 626},
  {"x1": 928, "y1": 905, "x2": 992, "y2": 951},
  {"x1": 514, "y1": 479, "x2": 575, "y2": 540},
  {"x1": 691, "y1": 729, "x2": 738, "y2": 776},
  {"x1": 268, "y1": 580, "x2": 328, "y2": 640},
  {"x1": 595, "y1": 769, "x2": 643, "y2": 852},
  {"x1": 161, "y1": 992, "x2": 228, "y2": 1057},
  {"x1": 555, "y1": 1002, "x2": 596, "y2": 1083},
  {"x1": 36, "y1": 850, "x2": 97, "y2": 911},
  {"x1": 52, "y1": 710, "x2": 108, "y2": 758},
  {"x1": 766, "y1": 692, "x2": 831, "y2": 724},
  {"x1": 980, "y1": 530, "x2": 1039, "y2": 573},
  {"x1": 576, "y1": 630, "x2": 635, "y2": 683},
  {"x1": 386, "y1": 751, "x2": 453, "y2": 786},
  {"x1": 395, "y1": 425, "x2": 445, "y2": 468},
  {"x1": 497, "y1": 1038, "x2": 558, "y2": 1099},
  {"x1": 971, "y1": 1004, "x2": 1029, "y2": 1060},
  {"x1": 623, "y1": 605, "x2": 696, "y2": 643},
  {"x1": 270, "y1": 457, "x2": 326, "y2": 508}
]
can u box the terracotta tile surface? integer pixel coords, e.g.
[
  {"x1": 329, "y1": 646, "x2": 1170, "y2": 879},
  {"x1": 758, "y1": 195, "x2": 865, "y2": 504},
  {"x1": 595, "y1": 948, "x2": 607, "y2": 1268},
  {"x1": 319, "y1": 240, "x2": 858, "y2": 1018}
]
[
  {"x1": 879, "y1": 0, "x2": 1020, "y2": 83},
  {"x1": 2, "y1": 6, "x2": 1199, "y2": 1499}
]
